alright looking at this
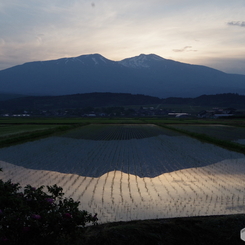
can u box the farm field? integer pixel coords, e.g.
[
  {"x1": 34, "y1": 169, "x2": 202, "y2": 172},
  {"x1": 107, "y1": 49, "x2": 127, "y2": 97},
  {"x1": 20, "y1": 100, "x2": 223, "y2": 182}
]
[
  {"x1": 0, "y1": 123, "x2": 245, "y2": 223},
  {"x1": 0, "y1": 124, "x2": 58, "y2": 137},
  {"x1": 169, "y1": 124, "x2": 245, "y2": 144}
]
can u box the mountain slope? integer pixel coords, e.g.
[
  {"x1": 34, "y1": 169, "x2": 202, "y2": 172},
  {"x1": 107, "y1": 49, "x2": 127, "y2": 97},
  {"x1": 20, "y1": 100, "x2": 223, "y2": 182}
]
[{"x1": 0, "y1": 54, "x2": 245, "y2": 98}]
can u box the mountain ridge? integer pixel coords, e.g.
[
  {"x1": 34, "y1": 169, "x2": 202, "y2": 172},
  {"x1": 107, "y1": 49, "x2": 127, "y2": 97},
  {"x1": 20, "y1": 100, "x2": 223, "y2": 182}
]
[
  {"x1": 1, "y1": 92, "x2": 245, "y2": 112},
  {"x1": 0, "y1": 53, "x2": 244, "y2": 98}
]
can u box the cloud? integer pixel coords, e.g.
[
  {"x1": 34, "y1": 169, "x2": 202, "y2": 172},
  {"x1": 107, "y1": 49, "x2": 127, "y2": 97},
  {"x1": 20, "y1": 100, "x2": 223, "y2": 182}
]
[
  {"x1": 227, "y1": 21, "x2": 245, "y2": 27},
  {"x1": 0, "y1": 0, "x2": 245, "y2": 75},
  {"x1": 172, "y1": 46, "x2": 197, "y2": 52},
  {"x1": 197, "y1": 57, "x2": 245, "y2": 75}
]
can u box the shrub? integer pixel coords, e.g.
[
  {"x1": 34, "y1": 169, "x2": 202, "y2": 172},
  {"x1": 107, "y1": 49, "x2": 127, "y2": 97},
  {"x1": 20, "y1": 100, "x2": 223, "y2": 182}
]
[{"x1": 0, "y1": 169, "x2": 98, "y2": 244}]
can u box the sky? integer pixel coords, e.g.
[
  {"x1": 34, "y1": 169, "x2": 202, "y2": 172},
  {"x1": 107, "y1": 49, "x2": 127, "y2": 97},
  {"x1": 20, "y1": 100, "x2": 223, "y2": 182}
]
[{"x1": 0, "y1": 0, "x2": 245, "y2": 74}]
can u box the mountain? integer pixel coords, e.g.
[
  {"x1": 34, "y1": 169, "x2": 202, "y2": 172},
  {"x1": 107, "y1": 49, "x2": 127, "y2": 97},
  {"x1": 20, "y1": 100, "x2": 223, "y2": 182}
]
[
  {"x1": 0, "y1": 53, "x2": 245, "y2": 98},
  {"x1": 0, "y1": 93, "x2": 28, "y2": 101},
  {"x1": 118, "y1": 53, "x2": 166, "y2": 68}
]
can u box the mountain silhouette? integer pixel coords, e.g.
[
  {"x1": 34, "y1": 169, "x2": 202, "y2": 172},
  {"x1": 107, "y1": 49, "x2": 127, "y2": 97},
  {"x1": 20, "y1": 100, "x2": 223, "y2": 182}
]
[{"x1": 0, "y1": 53, "x2": 244, "y2": 98}]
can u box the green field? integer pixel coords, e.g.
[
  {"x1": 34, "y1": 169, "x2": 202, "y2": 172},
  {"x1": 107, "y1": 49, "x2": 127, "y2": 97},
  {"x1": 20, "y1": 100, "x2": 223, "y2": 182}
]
[
  {"x1": 0, "y1": 125, "x2": 58, "y2": 137},
  {"x1": 169, "y1": 124, "x2": 245, "y2": 141},
  {"x1": 0, "y1": 117, "x2": 144, "y2": 125}
]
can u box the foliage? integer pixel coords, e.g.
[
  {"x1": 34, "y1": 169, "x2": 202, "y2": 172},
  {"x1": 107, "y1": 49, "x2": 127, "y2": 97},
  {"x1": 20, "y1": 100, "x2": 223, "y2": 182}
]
[
  {"x1": 2, "y1": 93, "x2": 245, "y2": 114},
  {"x1": 0, "y1": 93, "x2": 162, "y2": 112},
  {"x1": 0, "y1": 172, "x2": 98, "y2": 244}
]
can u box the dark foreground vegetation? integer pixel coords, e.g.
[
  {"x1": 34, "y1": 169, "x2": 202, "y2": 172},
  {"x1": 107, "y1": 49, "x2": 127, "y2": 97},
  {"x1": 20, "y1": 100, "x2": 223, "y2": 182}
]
[
  {"x1": 0, "y1": 172, "x2": 98, "y2": 245},
  {"x1": 1, "y1": 173, "x2": 245, "y2": 245}
]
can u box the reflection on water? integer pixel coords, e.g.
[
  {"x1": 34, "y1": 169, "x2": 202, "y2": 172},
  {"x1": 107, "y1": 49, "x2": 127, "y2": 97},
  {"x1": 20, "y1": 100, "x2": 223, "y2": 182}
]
[
  {"x1": 1, "y1": 159, "x2": 245, "y2": 223},
  {"x1": 0, "y1": 134, "x2": 243, "y2": 178},
  {"x1": 59, "y1": 124, "x2": 182, "y2": 140}
]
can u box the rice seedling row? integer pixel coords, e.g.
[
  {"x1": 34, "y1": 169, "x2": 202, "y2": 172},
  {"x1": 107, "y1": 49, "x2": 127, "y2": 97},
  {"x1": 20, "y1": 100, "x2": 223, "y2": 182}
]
[{"x1": 1, "y1": 124, "x2": 245, "y2": 223}]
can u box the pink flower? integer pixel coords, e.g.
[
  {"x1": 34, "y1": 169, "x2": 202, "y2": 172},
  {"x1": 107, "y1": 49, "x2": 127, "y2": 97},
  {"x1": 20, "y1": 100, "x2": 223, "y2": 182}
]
[
  {"x1": 92, "y1": 213, "x2": 98, "y2": 221},
  {"x1": 23, "y1": 226, "x2": 30, "y2": 232},
  {"x1": 1, "y1": 237, "x2": 8, "y2": 242},
  {"x1": 63, "y1": 213, "x2": 72, "y2": 219},
  {"x1": 17, "y1": 193, "x2": 24, "y2": 198},
  {"x1": 45, "y1": 198, "x2": 54, "y2": 204},
  {"x1": 31, "y1": 214, "x2": 41, "y2": 220}
]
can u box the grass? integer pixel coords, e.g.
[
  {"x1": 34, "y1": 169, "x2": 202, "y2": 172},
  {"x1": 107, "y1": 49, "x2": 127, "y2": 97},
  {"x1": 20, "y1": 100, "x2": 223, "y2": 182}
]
[
  {"x1": 143, "y1": 118, "x2": 244, "y2": 125},
  {"x1": 169, "y1": 124, "x2": 245, "y2": 141},
  {"x1": 0, "y1": 125, "x2": 58, "y2": 137},
  {"x1": 0, "y1": 117, "x2": 145, "y2": 125},
  {"x1": 80, "y1": 214, "x2": 245, "y2": 245},
  {"x1": 0, "y1": 117, "x2": 87, "y2": 124},
  {"x1": 157, "y1": 123, "x2": 245, "y2": 155},
  {"x1": 0, "y1": 124, "x2": 88, "y2": 148},
  {"x1": 2, "y1": 116, "x2": 245, "y2": 125}
]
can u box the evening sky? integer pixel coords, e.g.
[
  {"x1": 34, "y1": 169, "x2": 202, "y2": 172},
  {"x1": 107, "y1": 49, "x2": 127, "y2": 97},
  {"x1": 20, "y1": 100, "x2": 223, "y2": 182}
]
[{"x1": 0, "y1": 0, "x2": 245, "y2": 74}]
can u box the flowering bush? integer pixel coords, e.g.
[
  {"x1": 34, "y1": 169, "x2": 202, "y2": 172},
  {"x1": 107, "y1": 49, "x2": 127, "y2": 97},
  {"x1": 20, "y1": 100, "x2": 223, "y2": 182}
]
[{"x1": 0, "y1": 168, "x2": 98, "y2": 244}]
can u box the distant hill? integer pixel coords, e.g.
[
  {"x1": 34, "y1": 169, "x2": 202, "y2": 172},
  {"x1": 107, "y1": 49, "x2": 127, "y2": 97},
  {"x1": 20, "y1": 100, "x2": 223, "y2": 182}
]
[
  {"x1": 0, "y1": 93, "x2": 28, "y2": 101},
  {"x1": 0, "y1": 93, "x2": 161, "y2": 111},
  {"x1": 164, "y1": 93, "x2": 245, "y2": 108},
  {"x1": 0, "y1": 92, "x2": 245, "y2": 112},
  {"x1": 0, "y1": 53, "x2": 245, "y2": 98}
]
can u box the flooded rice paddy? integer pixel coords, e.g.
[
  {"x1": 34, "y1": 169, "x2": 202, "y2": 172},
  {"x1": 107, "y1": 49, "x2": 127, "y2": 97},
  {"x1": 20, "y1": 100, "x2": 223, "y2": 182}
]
[{"x1": 0, "y1": 124, "x2": 245, "y2": 223}]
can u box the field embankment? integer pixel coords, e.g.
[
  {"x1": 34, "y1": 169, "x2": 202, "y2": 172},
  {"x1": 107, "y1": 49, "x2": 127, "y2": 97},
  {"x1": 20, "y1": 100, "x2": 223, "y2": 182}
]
[
  {"x1": 0, "y1": 121, "x2": 89, "y2": 148},
  {"x1": 156, "y1": 123, "x2": 245, "y2": 154},
  {"x1": 82, "y1": 214, "x2": 245, "y2": 245}
]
